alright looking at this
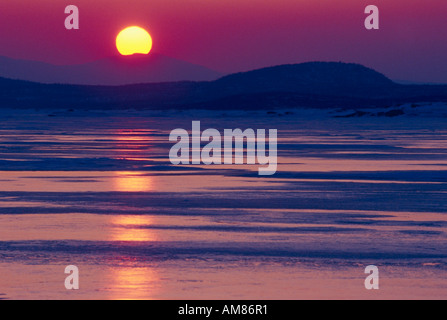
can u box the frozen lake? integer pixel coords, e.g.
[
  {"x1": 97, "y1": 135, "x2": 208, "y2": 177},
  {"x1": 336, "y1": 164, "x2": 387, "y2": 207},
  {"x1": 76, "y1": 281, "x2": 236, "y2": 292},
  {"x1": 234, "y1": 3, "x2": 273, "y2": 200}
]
[{"x1": 0, "y1": 107, "x2": 446, "y2": 299}]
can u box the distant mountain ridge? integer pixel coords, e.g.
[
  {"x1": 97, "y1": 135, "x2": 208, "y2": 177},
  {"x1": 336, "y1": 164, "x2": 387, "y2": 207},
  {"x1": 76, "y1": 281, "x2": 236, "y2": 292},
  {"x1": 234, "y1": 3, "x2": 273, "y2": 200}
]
[
  {"x1": 215, "y1": 62, "x2": 394, "y2": 90},
  {"x1": 0, "y1": 54, "x2": 222, "y2": 85},
  {"x1": 1, "y1": 61, "x2": 447, "y2": 110}
]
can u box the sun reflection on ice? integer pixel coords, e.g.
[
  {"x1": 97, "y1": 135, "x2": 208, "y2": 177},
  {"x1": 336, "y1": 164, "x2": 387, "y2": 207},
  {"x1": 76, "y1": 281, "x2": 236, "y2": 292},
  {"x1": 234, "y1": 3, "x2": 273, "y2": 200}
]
[
  {"x1": 110, "y1": 215, "x2": 156, "y2": 242},
  {"x1": 113, "y1": 171, "x2": 152, "y2": 192},
  {"x1": 108, "y1": 214, "x2": 159, "y2": 299},
  {"x1": 108, "y1": 266, "x2": 158, "y2": 300}
]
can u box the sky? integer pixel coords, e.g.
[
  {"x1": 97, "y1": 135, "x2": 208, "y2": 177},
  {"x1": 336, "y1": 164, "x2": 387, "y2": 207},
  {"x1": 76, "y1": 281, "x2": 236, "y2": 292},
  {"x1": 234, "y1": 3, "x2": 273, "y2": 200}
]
[{"x1": 0, "y1": 0, "x2": 447, "y2": 83}]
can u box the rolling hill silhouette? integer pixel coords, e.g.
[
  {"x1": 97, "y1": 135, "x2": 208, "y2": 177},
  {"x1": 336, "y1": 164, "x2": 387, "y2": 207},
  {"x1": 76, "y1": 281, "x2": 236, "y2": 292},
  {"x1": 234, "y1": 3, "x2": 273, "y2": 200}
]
[
  {"x1": 1, "y1": 62, "x2": 446, "y2": 110},
  {"x1": 0, "y1": 54, "x2": 222, "y2": 85}
]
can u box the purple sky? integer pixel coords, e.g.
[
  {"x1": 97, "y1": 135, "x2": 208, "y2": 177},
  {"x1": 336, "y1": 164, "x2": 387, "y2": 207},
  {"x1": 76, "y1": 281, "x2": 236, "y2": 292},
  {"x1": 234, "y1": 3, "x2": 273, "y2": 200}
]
[{"x1": 0, "y1": 0, "x2": 447, "y2": 82}]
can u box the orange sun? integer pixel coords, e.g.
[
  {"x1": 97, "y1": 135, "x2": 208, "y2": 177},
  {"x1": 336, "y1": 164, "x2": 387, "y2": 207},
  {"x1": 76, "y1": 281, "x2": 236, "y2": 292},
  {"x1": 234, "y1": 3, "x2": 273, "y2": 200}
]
[{"x1": 116, "y1": 26, "x2": 153, "y2": 56}]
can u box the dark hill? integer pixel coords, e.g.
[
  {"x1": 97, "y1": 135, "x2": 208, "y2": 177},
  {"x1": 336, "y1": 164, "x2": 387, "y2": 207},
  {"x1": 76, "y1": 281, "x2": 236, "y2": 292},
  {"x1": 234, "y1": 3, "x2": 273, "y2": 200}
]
[
  {"x1": 0, "y1": 62, "x2": 446, "y2": 110},
  {"x1": 214, "y1": 62, "x2": 394, "y2": 93}
]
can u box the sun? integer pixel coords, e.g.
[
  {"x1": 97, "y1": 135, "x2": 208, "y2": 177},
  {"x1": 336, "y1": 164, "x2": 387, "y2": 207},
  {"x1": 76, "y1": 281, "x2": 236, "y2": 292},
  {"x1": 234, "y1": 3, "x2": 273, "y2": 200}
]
[{"x1": 116, "y1": 26, "x2": 153, "y2": 56}]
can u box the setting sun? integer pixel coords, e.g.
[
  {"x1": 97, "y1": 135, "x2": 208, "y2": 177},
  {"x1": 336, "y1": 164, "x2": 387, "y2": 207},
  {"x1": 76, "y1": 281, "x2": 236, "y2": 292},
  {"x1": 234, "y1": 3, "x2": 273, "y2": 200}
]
[{"x1": 116, "y1": 26, "x2": 153, "y2": 56}]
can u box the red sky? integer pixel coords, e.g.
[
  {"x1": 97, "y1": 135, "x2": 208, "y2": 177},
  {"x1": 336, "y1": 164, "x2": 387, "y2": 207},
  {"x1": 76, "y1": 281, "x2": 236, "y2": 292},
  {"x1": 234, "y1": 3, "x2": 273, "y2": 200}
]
[{"x1": 0, "y1": 0, "x2": 447, "y2": 82}]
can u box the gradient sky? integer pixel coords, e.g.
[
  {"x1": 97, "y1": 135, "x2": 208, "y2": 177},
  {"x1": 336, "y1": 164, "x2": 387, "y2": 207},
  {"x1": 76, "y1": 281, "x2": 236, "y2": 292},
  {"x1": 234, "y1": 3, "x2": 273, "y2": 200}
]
[{"x1": 0, "y1": 0, "x2": 446, "y2": 82}]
